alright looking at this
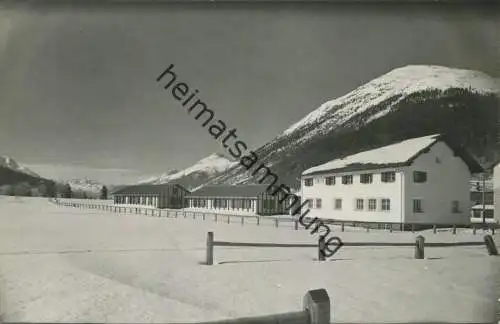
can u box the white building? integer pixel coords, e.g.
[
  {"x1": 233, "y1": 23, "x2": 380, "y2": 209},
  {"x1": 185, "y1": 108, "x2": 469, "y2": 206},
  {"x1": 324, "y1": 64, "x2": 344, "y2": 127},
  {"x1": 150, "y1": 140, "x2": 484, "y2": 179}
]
[{"x1": 301, "y1": 134, "x2": 483, "y2": 227}]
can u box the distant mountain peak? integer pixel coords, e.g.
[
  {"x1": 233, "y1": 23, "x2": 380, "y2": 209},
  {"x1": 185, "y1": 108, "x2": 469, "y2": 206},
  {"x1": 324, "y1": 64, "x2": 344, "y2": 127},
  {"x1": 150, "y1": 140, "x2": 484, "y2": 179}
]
[
  {"x1": 139, "y1": 153, "x2": 236, "y2": 189},
  {"x1": 67, "y1": 178, "x2": 103, "y2": 193},
  {"x1": 0, "y1": 156, "x2": 40, "y2": 178}
]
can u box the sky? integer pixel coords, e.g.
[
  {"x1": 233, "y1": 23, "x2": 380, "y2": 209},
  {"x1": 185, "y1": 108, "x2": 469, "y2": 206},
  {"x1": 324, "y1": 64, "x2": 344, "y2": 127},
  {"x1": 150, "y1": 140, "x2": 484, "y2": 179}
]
[{"x1": 0, "y1": 3, "x2": 498, "y2": 185}]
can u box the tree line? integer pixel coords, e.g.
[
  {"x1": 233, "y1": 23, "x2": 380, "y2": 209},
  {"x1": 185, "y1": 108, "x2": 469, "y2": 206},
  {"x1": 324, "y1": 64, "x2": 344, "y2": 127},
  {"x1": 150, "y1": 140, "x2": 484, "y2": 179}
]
[{"x1": 0, "y1": 182, "x2": 109, "y2": 200}]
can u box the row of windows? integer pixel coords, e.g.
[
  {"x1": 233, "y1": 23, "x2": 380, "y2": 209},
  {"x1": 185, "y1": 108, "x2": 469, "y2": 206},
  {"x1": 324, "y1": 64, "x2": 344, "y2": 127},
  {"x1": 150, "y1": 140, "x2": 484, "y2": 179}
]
[
  {"x1": 305, "y1": 198, "x2": 392, "y2": 211},
  {"x1": 191, "y1": 198, "x2": 254, "y2": 209},
  {"x1": 304, "y1": 171, "x2": 428, "y2": 187},
  {"x1": 304, "y1": 198, "x2": 461, "y2": 213}
]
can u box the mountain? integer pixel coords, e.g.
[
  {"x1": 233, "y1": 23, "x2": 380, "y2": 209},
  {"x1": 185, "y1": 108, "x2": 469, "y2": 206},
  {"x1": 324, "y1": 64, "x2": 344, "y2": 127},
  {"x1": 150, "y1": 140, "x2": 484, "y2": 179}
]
[
  {"x1": 138, "y1": 169, "x2": 179, "y2": 184},
  {"x1": 0, "y1": 156, "x2": 39, "y2": 178},
  {"x1": 139, "y1": 153, "x2": 236, "y2": 190},
  {"x1": 205, "y1": 65, "x2": 500, "y2": 188},
  {"x1": 0, "y1": 156, "x2": 56, "y2": 194},
  {"x1": 67, "y1": 178, "x2": 103, "y2": 194}
]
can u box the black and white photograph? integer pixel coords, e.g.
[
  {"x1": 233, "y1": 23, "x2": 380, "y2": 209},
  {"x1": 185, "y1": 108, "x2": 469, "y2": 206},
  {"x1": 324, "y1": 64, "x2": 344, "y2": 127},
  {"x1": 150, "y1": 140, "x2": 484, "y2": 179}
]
[{"x1": 0, "y1": 2, "x2": 498, "y2": 323}]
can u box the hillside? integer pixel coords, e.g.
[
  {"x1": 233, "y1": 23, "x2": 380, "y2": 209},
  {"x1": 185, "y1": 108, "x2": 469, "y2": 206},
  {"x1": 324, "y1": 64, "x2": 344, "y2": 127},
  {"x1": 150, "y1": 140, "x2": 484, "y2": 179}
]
[
  {"x1": 205, "y1": 65, "x2": 500, "y2": 188},
  {"x1": 139, "y1": 153, "x2": 236, "y2": 190},
  {"x1": 0, "y1": 156, "x2": 39, "y2": 178}
]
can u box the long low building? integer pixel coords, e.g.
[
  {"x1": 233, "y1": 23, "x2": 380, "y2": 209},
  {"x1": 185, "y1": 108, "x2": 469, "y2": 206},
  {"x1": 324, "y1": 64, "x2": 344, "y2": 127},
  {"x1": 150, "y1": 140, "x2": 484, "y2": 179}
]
[
  {"x1": 112, "y1": 183, "x2": 189, "y2": 209},
  {"x1": 186, "y1": 184, "x2": 290, "y2": 215}
]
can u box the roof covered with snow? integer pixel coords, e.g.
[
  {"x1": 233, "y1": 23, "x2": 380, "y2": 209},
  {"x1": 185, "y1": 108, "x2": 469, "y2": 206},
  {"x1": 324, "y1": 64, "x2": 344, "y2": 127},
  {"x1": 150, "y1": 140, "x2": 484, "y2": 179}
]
[{"x1": 303, "y1": 134, "x2": 483, "y2": 176}]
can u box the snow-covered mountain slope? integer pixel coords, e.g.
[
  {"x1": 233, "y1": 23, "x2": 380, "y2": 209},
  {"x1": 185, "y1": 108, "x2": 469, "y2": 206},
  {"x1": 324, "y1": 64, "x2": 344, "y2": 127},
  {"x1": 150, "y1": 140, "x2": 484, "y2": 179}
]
[
  {"x1": 67, "y1": 178, "x2": 103, "y2": 194},
  {"x1": 205, "y1": 65, "x2": 500, "y2": 188},
  {"x1": 283, "y1": 65, "x2": 499, "y2": 138},
  {"x1": 140, "y1": 153, "x2": 236, "y2": 190},
  {"x1": 0, "y1": 156, "x2": 40, "y2": 178},
  {"x1": 138, "y1": 169, "x2": 180, "y2": 184}
]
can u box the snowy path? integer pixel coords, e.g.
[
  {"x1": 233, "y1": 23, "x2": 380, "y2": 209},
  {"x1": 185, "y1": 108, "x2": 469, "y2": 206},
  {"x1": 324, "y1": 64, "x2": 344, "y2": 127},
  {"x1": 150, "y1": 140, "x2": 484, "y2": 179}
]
[{"x1": 0, "y1": 196, "x2": 497, "y2": 323}]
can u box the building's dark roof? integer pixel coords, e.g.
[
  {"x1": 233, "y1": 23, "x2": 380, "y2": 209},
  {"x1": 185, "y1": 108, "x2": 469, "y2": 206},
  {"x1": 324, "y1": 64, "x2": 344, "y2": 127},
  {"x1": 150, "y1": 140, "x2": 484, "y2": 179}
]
[
  {"x1": 189, "y1": 184, "x2": 273, "y2": 198},
  {"x1": 113, "y1": 183, "x2": 189, "y2": 195},
  {"x1": 303, "y1": 134, "x2": 484, "y2": 176}
]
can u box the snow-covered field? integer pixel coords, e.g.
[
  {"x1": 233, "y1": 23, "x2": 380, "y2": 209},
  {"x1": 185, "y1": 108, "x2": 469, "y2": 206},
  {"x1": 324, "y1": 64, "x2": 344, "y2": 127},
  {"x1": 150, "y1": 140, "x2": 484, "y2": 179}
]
[{"x1": 0, "y1": 196, "x2": 497, "y2": 323}]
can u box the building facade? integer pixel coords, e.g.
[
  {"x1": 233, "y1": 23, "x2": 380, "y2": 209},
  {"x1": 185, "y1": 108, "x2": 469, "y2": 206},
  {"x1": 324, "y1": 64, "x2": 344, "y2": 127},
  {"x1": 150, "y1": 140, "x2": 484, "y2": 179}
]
[
  {"x1": 301, "y1": 134, "x2": 483, "y2": 227},
  {"x1": 112, "y1": 183, "x2": 189, "y2": 209},
  {"x1": 494, "y1": 162, "x2": 500, "y2": 223},
  {"x1": 185, "y1": 184, "x2": 290, "y2": 215}
]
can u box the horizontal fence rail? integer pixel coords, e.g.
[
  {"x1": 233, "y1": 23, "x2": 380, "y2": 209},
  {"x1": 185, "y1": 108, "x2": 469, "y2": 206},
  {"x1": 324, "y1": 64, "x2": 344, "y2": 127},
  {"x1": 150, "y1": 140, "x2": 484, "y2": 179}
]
[
  {"x1": 206, "y1": 232, "x2": 498, "y2": 265},
  {"x1": 49, "y1": 198, "x2": 498, "y2": 234},
  {"x1": 199, "y1": 288, "x2": 330, "y2": 324}
]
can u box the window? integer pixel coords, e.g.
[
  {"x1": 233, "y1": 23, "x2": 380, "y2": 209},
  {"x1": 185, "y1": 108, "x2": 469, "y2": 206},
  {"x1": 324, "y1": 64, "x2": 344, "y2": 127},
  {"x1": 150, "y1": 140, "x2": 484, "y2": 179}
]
[
  {"x1": 381, "y1": 172, "x2": 396, "y2": 183},
  {"x1": 342, "y1": 175, "x2": 353, "y2": 185},
  {"x1": 304, "y1": 178, "x2": 313, "y2": 187},
  {"x1": 306, "y1": 199, "x2": 313, "y2": 208},
  {"x1": 360, "y1": 173, "x2": 373, "y2": 184},
  {"x1": 315, "y1": 199, "x2": 322, "y2": 209},
  {"x1": 244, "y1": 199, "x2": 252, "y2": 209},
  {"x1": 233, "y1": 199, "x2": 243, "y2": 209},
  {"x1": 334, "y1": 198, "x2": 342, "y2": 210},
  {"x1": 325, "y1": 176, "x2": 335, "y2": 185},
  {"x1": 368, "y1": 199, "x2": 377, "y2": 211},
  {"x1": 413, "y1": 199, "x2": 423, "y2": 213},
  {"x1": 355, "y1": 198, "x2": 364, "y2": 210},
  {"x1": 451, "y1": 201, "x2": 460, "y2": 213},
  {"x1": 413, "y1": 171, "x2": 427, "y2": 183},
  {"x1": 381, "y1": 199, "x2": 391, "y2": 211}
]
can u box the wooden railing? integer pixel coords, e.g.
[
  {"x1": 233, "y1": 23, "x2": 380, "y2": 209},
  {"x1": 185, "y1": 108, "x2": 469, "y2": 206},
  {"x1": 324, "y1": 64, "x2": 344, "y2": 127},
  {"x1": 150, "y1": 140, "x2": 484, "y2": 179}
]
[
  {"x1": 199, "y1": 289, "x2": 330, "y2": 324},
  {"x1": 205, "y1": 232, "x2": 498, "y2": 265},
  {"x1": 49, "y1": 198, "x2": 498, "y2": 234},
  {"x1": 49, "y1": 198, "x2": 299, "y2": 229}
]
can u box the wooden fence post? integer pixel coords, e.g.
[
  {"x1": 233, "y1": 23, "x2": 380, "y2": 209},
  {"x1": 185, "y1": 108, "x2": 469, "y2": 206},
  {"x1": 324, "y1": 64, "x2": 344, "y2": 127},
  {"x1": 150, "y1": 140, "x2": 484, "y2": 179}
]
[
  {"x1": 484, "y1": 235, "x2": 498, "y2": 256},
  {"x1": 206, "y1": 232, "x2": 214, "y2": 265},
  {"x1": 303, "y1": 289, "x2": 330, "y2": 324},
  {"x1": 492, "y1": 227, "x2": 496, "y2": 235},
  {"x1": 295, "y1": 220, "x2": 299, "y2": 230},
  {"x1": 411, "y1": 224, "x2": 415, "y2": 233},
  {"x1": 318, "y1": 236, "x2": 326, "y2": 261},
  {"x1": 341, "y1": 222, "x2": 345, "y2": 232},
  {"x1": 473, "y1": 226, "x2": 477, "y2": 235},
  {"x1": 257, "y1": 216, "x2": 260, "y2": 226},
  {"x1": 214, "y1": 214, "x2": 217, "y2": 222},
  {"x1": 202, "y1": 213, "x2": 206, "y2": 220},
  {"x1": 433, "y1": 225, "x2": 437, "y2": 234},
  {"x1": 389, "y1": 224, "x2": 393, "y2": 233},
  {"x1": 366, "y1": 225, "x2": 370, "y2": 233},
  {"x1": 414, "y1": 235, "x2": 425, "y2": 259},
  {"x1": 241, "y1": 216, "x2": 244, "y2": 225},
  {"x1": 452, "y1": 225, "x2": 457, "y2": 235},
  {"x1": 275, "y1": 218, "x2": 279, "y2": 228},
  {"x1": 227, "y1": 215, "x2": 230, "y2": 224}
]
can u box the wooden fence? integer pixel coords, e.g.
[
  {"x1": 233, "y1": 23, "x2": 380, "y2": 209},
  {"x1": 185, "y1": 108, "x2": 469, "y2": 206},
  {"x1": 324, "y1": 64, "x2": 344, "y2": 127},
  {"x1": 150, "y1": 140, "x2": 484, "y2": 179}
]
[
  {"x1": 49, "y1": 198, "x2": 300, "y2": 229},
  {"x1": 205, "y1": 231, "x2": 498, "y2": 265},
  {"x1": 200, "y1": 288, "x2": 330, "y2": 324},
  {"x1": 49, "y1": 198, "x2": 498, "y2": 234}
]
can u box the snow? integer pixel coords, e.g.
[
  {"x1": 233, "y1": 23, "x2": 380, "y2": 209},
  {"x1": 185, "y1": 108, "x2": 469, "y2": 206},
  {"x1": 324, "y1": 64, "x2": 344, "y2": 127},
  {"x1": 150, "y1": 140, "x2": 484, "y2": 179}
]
[
  {"x1": 67, "y1": 178, "x2": 103, "y2": 193},
  {"x1": 141, "y1": 153, "x2": 237, "y2": 185},
  {"x1": 0, "y1": 155, "x2": 40, "y2": 178},
  {"x1": 303, "y1": 134, "x2": 440, "y2": 175},
  {"x1": 283, "y1": 65, "x2": 500, "y2": 137},
  {"x1": 0, "y1": 196, "x2": 497, "y2": 323}
]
